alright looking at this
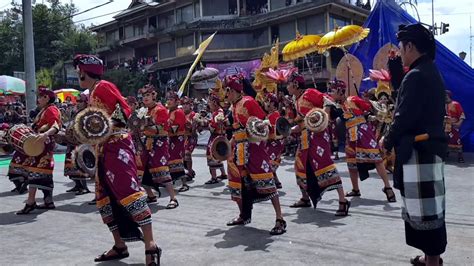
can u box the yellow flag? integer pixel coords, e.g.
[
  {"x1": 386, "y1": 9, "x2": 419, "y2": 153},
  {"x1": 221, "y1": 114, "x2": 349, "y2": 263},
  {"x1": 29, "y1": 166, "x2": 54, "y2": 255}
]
[{"x1": 178, "y1": 32, "x2": 217, "y2": 97}]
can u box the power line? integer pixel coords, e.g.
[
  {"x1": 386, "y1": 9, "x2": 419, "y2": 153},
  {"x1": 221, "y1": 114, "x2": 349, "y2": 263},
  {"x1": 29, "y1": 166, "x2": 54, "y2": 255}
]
[{"x1": 73, "y1": 9, "x2": 124, "y2": 24}]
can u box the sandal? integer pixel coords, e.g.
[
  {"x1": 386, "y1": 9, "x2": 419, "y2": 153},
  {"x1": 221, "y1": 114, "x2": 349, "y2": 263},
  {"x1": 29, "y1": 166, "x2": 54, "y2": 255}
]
[
  {"x1": 410, "y1": 255, "x2": 443, "y2": 265},
  {"x1": 275, "y1": 181, "x2": 283, "y2": 189},
  {"x1": 178, "y1": 185, "x2": 190, "y2": 192},
  {"x1": 94, "y1": 245, "x2": 129, "y2": 262},
  {"x1": 382, "y1": 187, "x2": 397, "y2": 202},
  {"x1": 226, "y1": 216, "x2": 251, "y2": 226},
  {"x1": 335, "y1": 200, "x2": 351, "y2": 216},
  {"x1": 289, "y1": 198, "x2": 311, "y2": 208},
  {"x1": 270, "y1": 218, "x2": 287, "y2": 235},
  {"x1": 16, "y1": 202, "x2": 37, "y2": 215},
  {"x1": 88, "y1": 198, "x2": 97, "y2": 205},
  {"x1": 37, "y1": 202, "x2": 56, "y2": 210},
  {"x1": 147, "y1": 196, "x2": 158, "y2": 203},
  {"x1": 204, "y1": 178, "x2": 219, "y2": 185},
  {"x1": 217, "y1": 174, "x2": 228, "y2": 180},
  {"x1": 145, "y1": 245, "x2": 162, "y2": 266},
  {"x1": 458, "y1": 157, "x2": 465, "y2": 163},
  {"x1": 165, "y1": 199, "x2": 179, "y2": 209},
  {"x1": 345, "y1": 189, "x2": 361, "y2": 197},
  {"x1": 66, "y1": 186, "x2": 79, "y2": 193},
  {"x1": 76, "y1": 189, "x2": 91, "y2": 195}
]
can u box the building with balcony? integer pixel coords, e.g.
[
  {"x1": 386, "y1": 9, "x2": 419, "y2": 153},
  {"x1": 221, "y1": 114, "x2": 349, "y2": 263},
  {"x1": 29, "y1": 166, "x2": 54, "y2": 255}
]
[{"x1": 91, "y1": 0, "x2": 369, "y2": 94}]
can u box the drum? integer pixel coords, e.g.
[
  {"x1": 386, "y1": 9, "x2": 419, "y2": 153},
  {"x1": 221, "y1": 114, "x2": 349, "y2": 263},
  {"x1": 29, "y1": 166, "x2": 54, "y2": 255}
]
[
  {"x1": 75, "y1": 144, "x2": 97, "y2": 177},
  {"x1": 74, "y1": 107, "x2": 112, "y2": 145},
  {"x1": 304, "y1": 108, "x2": 329, "y2": 133},
  {"x1": 246, "y1": 116, "x2": 270, "y2": 142},
  {"x1": 65, "y1": 123, "x2": 80, "y2": 145},
  {"x1": 0, "y1": 130, "x2": 14, "y2": 155},
  {"x1": 211, "y1": 136, "x2": 231, "y2": 161},
  {"x1": 7, "y1": 124, "x2": 45, "y2": 157}
]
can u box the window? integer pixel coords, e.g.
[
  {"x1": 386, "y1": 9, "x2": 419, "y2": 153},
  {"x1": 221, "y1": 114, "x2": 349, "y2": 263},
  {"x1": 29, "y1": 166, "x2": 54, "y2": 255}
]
[
  {"x1": 297, "y1": 14, "x2": 325, "y2": 35},
  {"x1": 106, "y1": 30, "x2": 119, "y2": 45},
  {"x1": 134, "y1": 21, "x2": 146, "y2": 37},
  {"x1": 125, "y1": 25, "x2": 134, "y2": 38},
  {"x1": 194, "y1": 1, "x2": 200, "y2": 18},
  {"x1": 159, "y1": 40, "x2": 176, "y2": 60},
  {"x1": 203, "y1": 28, "x2": 269, "y2": 50},
  {"x1": 158, "y1": 11, "x2": 175, "y2": 30},
  {"x1": 279, "y1": 21, "x2": 296, "y2": 42},
  {"x1": 149, "y1": 16, "x2": 157, "y2": 32},
  {"x1": 119, "y1": 27, "x2": 124, "y2": 40},
  {"x1": 176, "y1": 4, "x2": 194, "y2": 23},
  {"x1": 270, "y1": 0, "x2": 286, "y2": 10},
  {"x1": 329, "y1": 14, "x2": 350, "y2": 30},
  {"x1": 202, "y1": 0, "x2": 237, "y2": 16},
  {"x1": 176, "y1": 34, "x2": 195, "y2": 56}
]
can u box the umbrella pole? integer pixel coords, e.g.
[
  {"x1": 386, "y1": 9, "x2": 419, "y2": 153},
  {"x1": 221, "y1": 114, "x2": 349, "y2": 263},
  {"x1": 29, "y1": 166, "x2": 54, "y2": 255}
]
[
  {"x1": 342, "y1": 48, "x2": 359, "y2": 96},
  {"x1": 304, "y1": 55, "x2": 317, "y2": 88}
]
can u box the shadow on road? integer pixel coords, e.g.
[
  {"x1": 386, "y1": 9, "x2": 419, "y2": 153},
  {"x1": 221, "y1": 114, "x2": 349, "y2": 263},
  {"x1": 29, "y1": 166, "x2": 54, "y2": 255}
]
[
  {"x1": 290, "y1": 208, "x2": 347, "y2": 228},
  {"x1": 97, "y1": 261, "x2": 142, "y2": 266},
  {"x1": 206, "y1": 226, "x2": 275, "y2": 252},
  {"x1": 0, "y1": 209, "x2": 47, "y2": 226},
  {"x1": 343, "y1": 197, "x2": 400, "y2": 211}
]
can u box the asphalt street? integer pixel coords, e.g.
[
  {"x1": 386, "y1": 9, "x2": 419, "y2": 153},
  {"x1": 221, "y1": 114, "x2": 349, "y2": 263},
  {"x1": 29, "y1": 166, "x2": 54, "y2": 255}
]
[{"x1": 0, "y1": 147, "x2": 473, "y2": 265}]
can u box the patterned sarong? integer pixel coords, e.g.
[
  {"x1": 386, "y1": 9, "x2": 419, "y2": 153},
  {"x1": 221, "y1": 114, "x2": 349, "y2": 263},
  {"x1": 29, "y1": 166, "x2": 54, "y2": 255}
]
[
  {"x1": 295, "y1": 129, "x2": 342, "y2": 203},
  {"x1": 8, "y1": 151, "x2": 27, "y2": 183},
  {"x1": 20, "y1": 137, "x2": 56, "y2": 191},
  {"x1": 64, "y1": 145, "x2": 89, "y2": 180},
  {"x1": 168, "y1": 135, "x2": 186, "y2": 180},
  {"x1": 266, "y1": 138, "x2": 285, "y2": 172},
  {"x1": 184, "y1": 134, "x2": 197, "y2": 162},
  {"x1": 96, "y1": 133, "x2": 151, "y2": 242},
  {"x1": 345, "y1": 117, "x2": 383, "y2": 170},
  {"x1": 136, "y1": 135, "x2": 172, "y2": 186},
  {"x1": 447, "y1": 127, "x2": 462, "y2": 152}
]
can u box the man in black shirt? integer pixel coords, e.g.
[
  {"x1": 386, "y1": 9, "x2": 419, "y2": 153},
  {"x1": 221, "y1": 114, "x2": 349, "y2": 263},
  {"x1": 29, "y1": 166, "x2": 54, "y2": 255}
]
[{"x1": 383, "y1": 23, "x2": 447, "y2": 266}]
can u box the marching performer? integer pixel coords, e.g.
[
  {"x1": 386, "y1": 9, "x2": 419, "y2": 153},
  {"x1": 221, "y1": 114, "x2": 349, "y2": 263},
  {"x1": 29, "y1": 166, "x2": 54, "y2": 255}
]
[
  {"x1": 330, "y1": 84, "x2": 396, "y2": 202},
  {"x1": 64, "y1": 92, "x2": 91, "y2": 195},
  {"x1": 16, "y1": 86, "x2": 61, "y2": 214},
  {"x1": 73, "y1": 54, "x2": 160, "y2": 265},
  {"x1": 225, "y1": 75, "x2": 286, "y2": 235},
  {"x1": 135, "y1": 85, "x2": 179, "y2": 209},
  {"x1": 285, "y1": 73, "x2": 350, "y2": 216},
  {"x1": 263, "y1": 93, "x2": 284, "y2": 189},
  {"x1": 182, "y1": 96, "x2": 198, "y2": 180},
  {"x1": 204, "y1": 94, "x2": 228, "y2": 184},
  {"x1": 166, "y1": 91, "x2": 189, "y2": 192},
  {"x1": 445, "y1": 90, "x2": 465, "y2": 163}
]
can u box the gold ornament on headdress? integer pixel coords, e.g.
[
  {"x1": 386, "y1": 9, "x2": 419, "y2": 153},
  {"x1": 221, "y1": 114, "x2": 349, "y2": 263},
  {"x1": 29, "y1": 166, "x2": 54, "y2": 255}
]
[
  {"x1": 375, "y1": 81, "x2": 391, "y2": 100},
  {"x1": 253, "y1": 40, "x2": 279, "y2": 104}
]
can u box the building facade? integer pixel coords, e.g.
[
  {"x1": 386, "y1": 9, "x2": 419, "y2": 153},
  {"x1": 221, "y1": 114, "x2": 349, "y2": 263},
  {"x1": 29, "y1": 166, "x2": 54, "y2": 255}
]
[{"x1": 91, "y1": 0, "x2": 369, "y2": 93}]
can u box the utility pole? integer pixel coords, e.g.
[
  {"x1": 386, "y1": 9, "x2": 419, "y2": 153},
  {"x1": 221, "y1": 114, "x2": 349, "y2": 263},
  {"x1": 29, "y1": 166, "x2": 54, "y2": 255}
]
[
  {"x1": 23, "y1": 0, "x2": 37, "y2": 112},
  {"x1": 431, "y1": 0, "x2": 435, "y2": 34}
]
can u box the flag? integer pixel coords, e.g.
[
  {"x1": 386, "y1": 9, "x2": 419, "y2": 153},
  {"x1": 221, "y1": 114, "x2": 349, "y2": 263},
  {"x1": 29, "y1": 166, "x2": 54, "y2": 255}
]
[{"x1": 177, "y1": 32, "x2": 217, "y2": 97}]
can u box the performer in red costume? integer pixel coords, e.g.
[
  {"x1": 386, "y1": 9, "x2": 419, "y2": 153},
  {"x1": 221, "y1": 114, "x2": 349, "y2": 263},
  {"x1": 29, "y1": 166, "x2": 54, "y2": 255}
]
[
  {"x1": 15, "y1": 86, "x2": 61, "y2": 214},
  {"x1": 166, "y1": 90, "x2": 189, "y2": 192},
  {"x1": 225, "y1": 75, "x2": 286, "y2": 235},
  {"x1": 286, "y1": 73, "x2": 350, "y2": 216},
  {"x1": 73, "y1": 54, "x2": 161, "y2": 265},
  {"x1": 445, "y1": 90, "x2": 465, "y2": 163},
  {"x1": 136, "y1": 84, "x2": 179, "y2": 209},
  {"x1": 182, "y1": 96, "x2": 198, "y2": 180},
  {"x1": 205, "y1": 94, "x2": 228, "y2": 184},
  {"x1": 263, "y1": 93, "x2": 284, "y2": 189}
]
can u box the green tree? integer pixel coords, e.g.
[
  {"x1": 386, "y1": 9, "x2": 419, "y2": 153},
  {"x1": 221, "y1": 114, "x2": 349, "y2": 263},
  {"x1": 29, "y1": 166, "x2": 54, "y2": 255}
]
[{"x1": 103, "y1": 69, "x2": 147, "y2": 96}]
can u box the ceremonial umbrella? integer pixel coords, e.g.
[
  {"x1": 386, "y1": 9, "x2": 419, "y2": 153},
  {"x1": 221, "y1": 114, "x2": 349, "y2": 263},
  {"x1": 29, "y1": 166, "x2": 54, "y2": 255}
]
[
  {"x1": 0, "y1": 75, "x2": 25, "y2": 95},
  {"x1": 282, "y1": 33, "x2": 321, "y2": 61},
  {"x1": 54, "y1": 88, "x2": 80, "y2": 104},
  {"x1": 317, "y1": 25, "x2": 370, "y2": 53},
  {"x1": 282, "y1": 33, "x2": 321, "y2": 87},
  {"x1": 318, "y1": 25, "x2": 370, "y2": 95}
]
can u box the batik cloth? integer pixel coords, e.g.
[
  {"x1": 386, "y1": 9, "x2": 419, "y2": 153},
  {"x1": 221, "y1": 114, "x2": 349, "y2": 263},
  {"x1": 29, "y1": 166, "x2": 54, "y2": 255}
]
[
  {"x1": 185, "y1": 134, "x2": 197, "y2": 161},
  {"x1": 136, "y1": 135, "x2": 172, "y2": 187},
  {"x1": 168, "y1": 135, "x2": 186, "y2": 180}
]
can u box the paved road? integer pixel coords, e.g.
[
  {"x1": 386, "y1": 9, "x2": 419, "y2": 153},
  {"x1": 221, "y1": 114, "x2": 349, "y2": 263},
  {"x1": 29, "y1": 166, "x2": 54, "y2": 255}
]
[{"x1": 0, "y1": 148, "x2": 473, "y2": 265}]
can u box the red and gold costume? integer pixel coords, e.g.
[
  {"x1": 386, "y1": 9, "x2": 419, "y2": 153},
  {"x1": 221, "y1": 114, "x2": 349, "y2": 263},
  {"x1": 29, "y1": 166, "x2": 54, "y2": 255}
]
[
  {"x1": 227, "y1": 95, "x2": 277, "y2": 222},
  {"x1": 294, "y1": 88, "x2": 342, "y2": 204},
  {"x1": 266, "y1": 110, "x2": 285, "y2": 173},
  {"x1": 136, "y1": 102, "x2": 172, "y2": 189},
  {"x1": 343, "y1": 96, "x2": 383, "y2": 172},
  {"x1": 207, "y1": 107, "x2": 226, "y2": 171},
  {"x1": 8, "y1": 103, "x2": 61, "y2": 194},
  {"x1": 90, "y1": 80, "x2": 151, "y2": 239},
  {"x1": 445, "y1": 100, "x2": 465, "y2": 152},
  {"x1": 184, "y1": 109, "x2": 198, "y2": 169},
  {"x1": 168, "y1": 106, "x2": 187, "y2": 181}
]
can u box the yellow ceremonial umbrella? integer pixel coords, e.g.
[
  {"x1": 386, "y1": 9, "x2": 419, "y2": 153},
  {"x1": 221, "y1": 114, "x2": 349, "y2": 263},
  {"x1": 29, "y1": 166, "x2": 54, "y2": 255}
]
[
  {"x1": 317, "y1": 25, "x2": 370, "y2": 53},
  {"x1": 282, "y1": 33, "x2": 321, "y2": 61}
]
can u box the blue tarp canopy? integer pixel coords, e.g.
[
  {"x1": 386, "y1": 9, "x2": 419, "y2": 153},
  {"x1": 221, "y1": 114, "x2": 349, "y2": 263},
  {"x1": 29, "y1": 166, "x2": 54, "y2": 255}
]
[{"x1": 350, "y1": 0, "x2": 474, "y2": 151}]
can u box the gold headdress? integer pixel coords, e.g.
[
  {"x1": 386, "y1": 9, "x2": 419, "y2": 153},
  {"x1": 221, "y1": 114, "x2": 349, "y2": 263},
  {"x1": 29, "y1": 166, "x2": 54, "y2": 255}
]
[{"x1": 253, "y1": 40, "x2": 279, "y2": 104}]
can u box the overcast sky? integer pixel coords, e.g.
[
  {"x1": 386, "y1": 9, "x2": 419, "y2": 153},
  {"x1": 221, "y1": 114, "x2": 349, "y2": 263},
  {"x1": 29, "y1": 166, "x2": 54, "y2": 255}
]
[{"x1": 1, "y1": 0, "x2": 473, "y2": 67}]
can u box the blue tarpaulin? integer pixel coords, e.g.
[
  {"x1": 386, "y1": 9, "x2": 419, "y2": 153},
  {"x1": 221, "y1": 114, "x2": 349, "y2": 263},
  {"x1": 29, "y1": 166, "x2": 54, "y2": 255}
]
[{"x1": 350, "y1": 0, "x2": 474, "y2": 151}]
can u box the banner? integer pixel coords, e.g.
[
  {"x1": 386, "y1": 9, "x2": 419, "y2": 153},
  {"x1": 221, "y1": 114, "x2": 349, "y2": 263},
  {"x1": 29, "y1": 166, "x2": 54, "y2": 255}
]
[{"x1": 207, "y1": 59, "x2": 262, "y2": 79}]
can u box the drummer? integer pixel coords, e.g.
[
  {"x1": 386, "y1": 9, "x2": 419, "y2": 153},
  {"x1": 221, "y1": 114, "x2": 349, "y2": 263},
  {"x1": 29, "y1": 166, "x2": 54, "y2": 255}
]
[
  {"x1": 16, "y1": 86, "x2": 61, "y2": 214},
  {"x1": 64, "y1": 92, "x2": 91, "y2": 195}
]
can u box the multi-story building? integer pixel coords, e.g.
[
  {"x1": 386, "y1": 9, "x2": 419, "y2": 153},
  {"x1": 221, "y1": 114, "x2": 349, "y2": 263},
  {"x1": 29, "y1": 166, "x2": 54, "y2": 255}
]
[{"x1": 91, "y1": 0, "x2": 369, "y2": 93}]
